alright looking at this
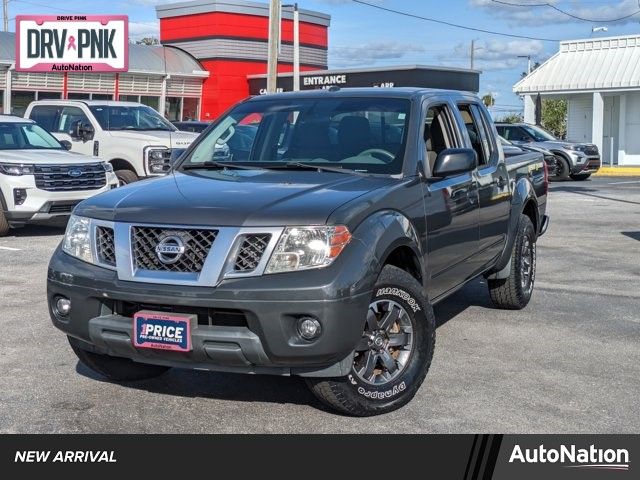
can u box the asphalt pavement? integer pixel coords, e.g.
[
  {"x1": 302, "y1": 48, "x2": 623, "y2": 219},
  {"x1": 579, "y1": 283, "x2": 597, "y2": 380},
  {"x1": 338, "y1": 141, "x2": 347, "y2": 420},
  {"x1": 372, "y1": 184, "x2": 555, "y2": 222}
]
[{"x1": 0, "y1": 176, "x2": 639, "y2": 433}]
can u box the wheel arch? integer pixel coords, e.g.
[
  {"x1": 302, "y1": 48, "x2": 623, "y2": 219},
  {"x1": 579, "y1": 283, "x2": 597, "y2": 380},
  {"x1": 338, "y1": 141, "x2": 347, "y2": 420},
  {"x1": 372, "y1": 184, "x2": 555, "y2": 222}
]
[{"x1": 109, "y1": 158, "x2": 137, "y2": 173}]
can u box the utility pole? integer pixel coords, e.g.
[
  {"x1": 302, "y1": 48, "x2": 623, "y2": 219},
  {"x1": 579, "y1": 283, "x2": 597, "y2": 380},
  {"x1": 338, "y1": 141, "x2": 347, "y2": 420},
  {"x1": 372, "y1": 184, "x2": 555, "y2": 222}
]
[
  {"x1": 283, "y1": 3, "x2": 300, "y2": 91},
  {"x1": 3, "y1": 0, "x2": 9, "y2": 32},
  {"x1": 267, "y1": 0, "x2": 281, "y2": 93},
  {"x1": 470, "y1": 39, "x2": 475, "y2": 70}
]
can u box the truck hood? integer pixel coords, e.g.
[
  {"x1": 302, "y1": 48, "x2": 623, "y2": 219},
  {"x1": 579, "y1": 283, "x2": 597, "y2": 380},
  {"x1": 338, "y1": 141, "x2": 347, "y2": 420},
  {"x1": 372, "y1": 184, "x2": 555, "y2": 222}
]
[
  {"x1": 76, "y1": 169, "x2": 394, "y2": 226},
  {"x1": 516, "y1": 140, "x2": 595, "y2": 151},
  {"x1": 0, "y1": 149, "x2": 103, "y2": 165},
  {"x1": 106, "y1": 130, "x2": 198, "y2": 149}
]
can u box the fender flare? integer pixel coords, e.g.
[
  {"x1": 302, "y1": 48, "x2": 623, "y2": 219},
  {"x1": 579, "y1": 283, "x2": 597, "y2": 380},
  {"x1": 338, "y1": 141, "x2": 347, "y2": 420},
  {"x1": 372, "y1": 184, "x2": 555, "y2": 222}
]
[{"x1": 351, "y1": 210, "x2": 425, "y2": 290}]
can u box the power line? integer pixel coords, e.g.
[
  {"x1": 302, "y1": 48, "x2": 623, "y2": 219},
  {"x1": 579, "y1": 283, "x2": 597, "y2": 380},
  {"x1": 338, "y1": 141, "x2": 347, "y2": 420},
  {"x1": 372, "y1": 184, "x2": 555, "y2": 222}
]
[
  {"x1": 11, "y1": 0, "x2": 77, "y2": 14},
  {"x1": 491, "y1": 0, "x2": 640, "y2": 23},
  {"x1": 351, "y1": 0, "x2": 560, "y2": 42}
]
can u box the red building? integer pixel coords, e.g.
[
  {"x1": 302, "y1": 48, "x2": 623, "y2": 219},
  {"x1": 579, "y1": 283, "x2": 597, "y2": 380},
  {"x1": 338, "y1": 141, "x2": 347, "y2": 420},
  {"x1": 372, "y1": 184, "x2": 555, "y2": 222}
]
[{"x1": 156, "y1": 0, "x2": 331, "y2": 119}]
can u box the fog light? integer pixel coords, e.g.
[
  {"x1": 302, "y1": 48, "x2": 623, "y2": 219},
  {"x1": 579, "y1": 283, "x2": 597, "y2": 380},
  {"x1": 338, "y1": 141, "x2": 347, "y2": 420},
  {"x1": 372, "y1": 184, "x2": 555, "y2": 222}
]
[
  {"x1": 297, "y1": 317, "x2": 321, "y2": 340},
  {"x1": 55, "y1": 297, "x2": 71, "y2": 316},
  {"x1": 13, "y1": 188, "x2": 27, "y2": 206}
]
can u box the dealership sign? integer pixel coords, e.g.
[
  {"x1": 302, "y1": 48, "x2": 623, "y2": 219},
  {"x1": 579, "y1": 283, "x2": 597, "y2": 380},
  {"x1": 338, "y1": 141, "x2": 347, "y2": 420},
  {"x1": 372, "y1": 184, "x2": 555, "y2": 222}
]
[{"x1": 16, "y1": 15, "x2": 128, "y2": 72}]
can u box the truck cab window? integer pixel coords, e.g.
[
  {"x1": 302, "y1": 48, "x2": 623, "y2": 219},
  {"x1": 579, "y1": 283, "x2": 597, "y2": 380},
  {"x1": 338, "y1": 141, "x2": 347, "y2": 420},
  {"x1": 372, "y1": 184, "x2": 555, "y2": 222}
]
[
  {"x1": 424, "y1": 105, "x2": 455, "y2": 175},
  {"x1": 57, "y1": 107, "x2": 91, "y2": 136},
  {"x1": 457, "y1": 104, "x2": 493, "y2": 165}
]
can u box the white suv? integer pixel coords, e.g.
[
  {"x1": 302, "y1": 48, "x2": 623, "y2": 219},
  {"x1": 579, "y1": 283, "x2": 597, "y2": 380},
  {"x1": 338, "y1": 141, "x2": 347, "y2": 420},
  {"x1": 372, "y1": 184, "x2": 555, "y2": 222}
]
[
  {"x1": 25, "y1": 101, "x2": 198, "y2": 185},
  {"x1": 0, "y1": 115, "x2": 118, "y2": 236}
]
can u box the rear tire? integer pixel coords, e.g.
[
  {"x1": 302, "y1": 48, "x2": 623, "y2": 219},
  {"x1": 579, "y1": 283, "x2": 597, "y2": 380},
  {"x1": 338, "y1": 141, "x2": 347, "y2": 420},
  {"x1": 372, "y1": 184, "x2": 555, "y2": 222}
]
[
  {"x1": 306, "y1": 265, "x2": 435, "y2": 417},
  {"x1": 115, "y1": 169, "x2": 138, "y2": 186},
  {"x1": 68, "y1": 336, "x2": 170, "y2": 381},
  {"x1": 570, "y1": 173, "x2": 591, "y2": 181},
  {"x1": 0, "y1": 209, "x2": 9, "y2": 237},
  {"x1": 488, "y1": 214, "x2": 536, "y2": 310}
]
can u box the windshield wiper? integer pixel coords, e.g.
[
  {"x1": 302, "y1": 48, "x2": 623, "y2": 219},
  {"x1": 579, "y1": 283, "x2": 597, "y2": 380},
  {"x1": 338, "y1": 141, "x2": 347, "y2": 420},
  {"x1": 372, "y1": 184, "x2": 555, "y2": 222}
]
[
  {"x1": 181, "y1": 161, "x2": 266, "y2": 171},
  {"x1": 274, "y1": 162, "x2": 366, "y2": 175}
]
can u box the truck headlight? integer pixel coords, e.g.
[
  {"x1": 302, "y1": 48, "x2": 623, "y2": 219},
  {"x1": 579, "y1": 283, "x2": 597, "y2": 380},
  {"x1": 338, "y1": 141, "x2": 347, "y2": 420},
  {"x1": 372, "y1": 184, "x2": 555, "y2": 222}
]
[
  {"x1": 101, "y1": 162, "x2": 114, "y2": 172},
  {"x1": 265, "y1": 226, "x2": 351, "y2": 274},
  {"x1": 565, "y1": 145, "x2": 585, "y2": 152},
  {"x1": 62, "y1": 215, "x2": 93, "y2": 264},
  {"x1": 146, "y1": 148, "x2": 170, "y2": 174},
  {"x1": 0, "y1": 163, "x2": 34, "y2": 176}
]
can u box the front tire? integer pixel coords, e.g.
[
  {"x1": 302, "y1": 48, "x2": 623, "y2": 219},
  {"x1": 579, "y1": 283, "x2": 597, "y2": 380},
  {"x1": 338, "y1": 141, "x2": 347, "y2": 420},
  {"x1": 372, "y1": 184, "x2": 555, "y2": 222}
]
[
  {"x1": 306, "y1": 265, "x2": 435, "y2": 416},
  {"x1": 115, "y1": 169, "x2": 138, "y2": 186},
  {"x1": 0, "y1": 209, "x2": 9, "y2": 237},
  {"x1": 488, "y1": 214, "x2": 536, "y2": 310},
  {"x1": 570, "y1": 173, "x2": 591, "y2": 181},
  {"x1": 69, "y1": 336, "x2": 170, "y2": 381},
  {"x1": 550, "y1": 155, "x2": 570, "y2": 181}
]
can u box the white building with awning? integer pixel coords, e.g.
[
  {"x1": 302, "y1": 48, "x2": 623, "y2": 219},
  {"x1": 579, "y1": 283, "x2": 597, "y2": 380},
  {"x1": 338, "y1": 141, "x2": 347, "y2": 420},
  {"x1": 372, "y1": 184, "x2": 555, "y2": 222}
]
[{"x1": 514, "y1": 34, "x2": 640, "y2": 166}]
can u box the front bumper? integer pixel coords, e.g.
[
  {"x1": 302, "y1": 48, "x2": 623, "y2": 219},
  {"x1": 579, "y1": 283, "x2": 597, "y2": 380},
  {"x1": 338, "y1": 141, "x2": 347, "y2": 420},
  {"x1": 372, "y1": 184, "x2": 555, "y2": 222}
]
[
  {"x1": 47, "y1": 245, "x2": 376, "y2": 377},
  {"x1": 567, "y1": 152, "x2": 601, "y2": 174}
]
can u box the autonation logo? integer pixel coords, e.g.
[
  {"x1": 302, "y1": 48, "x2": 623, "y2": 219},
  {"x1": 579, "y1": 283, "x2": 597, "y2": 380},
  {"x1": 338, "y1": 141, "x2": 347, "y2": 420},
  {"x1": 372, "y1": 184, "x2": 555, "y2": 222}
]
[{"x1": 509, "y1": 444, "x2": 630, "y2": 471}]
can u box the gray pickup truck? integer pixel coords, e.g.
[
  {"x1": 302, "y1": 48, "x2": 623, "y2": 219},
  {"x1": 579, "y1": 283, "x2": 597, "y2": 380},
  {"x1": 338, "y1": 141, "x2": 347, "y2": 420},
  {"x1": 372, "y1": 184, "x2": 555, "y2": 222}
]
[{"x1": 48, "y1": 88, "x2": 549, "y2": 416}]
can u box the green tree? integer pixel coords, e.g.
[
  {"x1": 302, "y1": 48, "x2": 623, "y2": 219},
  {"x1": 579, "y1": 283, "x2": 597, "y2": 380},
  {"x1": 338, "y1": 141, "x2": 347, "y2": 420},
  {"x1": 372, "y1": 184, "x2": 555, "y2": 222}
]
[
  {"x1": 497, "y1": 113, "x2": 523, "y2": 123},
  {"x1": 482, "y1": 94, "x2": 495, "y2": 108},
  {"x1": 135, "y1": 37, "x2": 160, "y2": 46},
  {"x1": 541, "y1": 99, "x2": 567, "y2": 139}
]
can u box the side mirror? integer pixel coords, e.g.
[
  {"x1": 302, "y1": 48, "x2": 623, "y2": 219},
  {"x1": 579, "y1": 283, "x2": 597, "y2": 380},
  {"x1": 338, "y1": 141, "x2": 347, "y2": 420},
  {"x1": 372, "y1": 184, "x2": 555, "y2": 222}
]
[
  {"x1": 432, "y1": 148, "x2": 477, "y2": 177},
  {"x1": 59, "y1": 140, "x2": 72, "y2": 150}
]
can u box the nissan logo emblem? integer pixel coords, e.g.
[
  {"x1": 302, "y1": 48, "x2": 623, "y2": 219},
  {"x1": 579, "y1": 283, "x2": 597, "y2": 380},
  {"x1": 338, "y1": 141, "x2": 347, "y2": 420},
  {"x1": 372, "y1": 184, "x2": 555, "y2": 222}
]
[{"x1": 155, "y1": 235, "x2": 186, "y2": 264}]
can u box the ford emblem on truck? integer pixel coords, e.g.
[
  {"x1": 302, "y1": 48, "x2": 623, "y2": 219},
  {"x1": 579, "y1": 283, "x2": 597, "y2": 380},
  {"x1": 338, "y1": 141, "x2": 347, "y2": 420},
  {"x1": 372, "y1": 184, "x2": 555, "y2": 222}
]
[
  {"x1": 155, "y1": 236, "x2": 186, "y2": 264},
  {"x1": 67, "y1": 168, "x2": 84, "y2": 177}
]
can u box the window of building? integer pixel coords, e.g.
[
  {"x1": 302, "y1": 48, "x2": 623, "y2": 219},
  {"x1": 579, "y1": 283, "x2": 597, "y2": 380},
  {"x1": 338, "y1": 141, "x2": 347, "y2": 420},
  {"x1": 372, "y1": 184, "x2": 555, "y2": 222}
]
[
  {"x1": 0, "y1": 90, "x2": 3, "y2": 113},
  {"x1": 37, "y1": 91, "x2": 62, "y2": 100},
  {"x1": 92, "y1": 93, "x2": 113, "y2": 100},
  {"x1": 119, "y1": 95, "x2": 139, "y2": 102},
  {"x1": 68, "y1": 92, "x2": 91, "y2": 100},
  {"x1": 11, "y1": 91, "x2": 36, "y2": 117},
  {"x1": 165, "y1": 96, "x2": 181, "y2": 122},
  {"x1": 183, "y1": 98, "x2": 199, "y2": 121},
  {"x1": 140, "y1": 96, "x2": 159, "y2": 111}
]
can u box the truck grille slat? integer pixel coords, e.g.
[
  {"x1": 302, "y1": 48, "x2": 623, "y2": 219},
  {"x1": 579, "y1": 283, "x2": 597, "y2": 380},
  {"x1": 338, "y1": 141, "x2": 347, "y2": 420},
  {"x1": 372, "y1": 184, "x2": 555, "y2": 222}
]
[
  {"x1": 34, "y1": 163, "x2": 106, "y2": 192},
  {"x1": 234, "y1": 234, "x2": 272, "y2": 272},
  {"x1": 132, "y1": 227, "x2": 218, "y2": 273},
  {"x1": 96, "y1": 226, "x2": 116, "y2": 266}
]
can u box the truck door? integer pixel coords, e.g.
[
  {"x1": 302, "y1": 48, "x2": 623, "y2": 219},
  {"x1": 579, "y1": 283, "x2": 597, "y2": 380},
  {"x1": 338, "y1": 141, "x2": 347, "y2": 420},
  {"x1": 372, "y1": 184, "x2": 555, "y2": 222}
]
[
  {"x1": 51, "y1": 106, "x2": 96, "y2": 157},
  {"x1": 457, "y1": 103, "x2": 511, "y2": 268},
  {"x1": 422, "y1": 101, "x2": 480, "y2": 300}
]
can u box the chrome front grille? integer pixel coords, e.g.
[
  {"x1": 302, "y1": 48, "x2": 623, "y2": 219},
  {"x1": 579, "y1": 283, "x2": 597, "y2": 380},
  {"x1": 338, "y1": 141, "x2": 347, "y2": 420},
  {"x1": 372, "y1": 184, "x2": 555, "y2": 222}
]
[
  {"x1": 233, "y1": 234, "x2": 272, "y2": 272},
  {"x1": 131, "y1": 227, "x2": 218, "y2": 273},
  {"x1": 34, "y1": 163, "x2": 106, "y2": 191},
  {"x1": 96, "y1": 226, "x2": 116, "y2": 266}
]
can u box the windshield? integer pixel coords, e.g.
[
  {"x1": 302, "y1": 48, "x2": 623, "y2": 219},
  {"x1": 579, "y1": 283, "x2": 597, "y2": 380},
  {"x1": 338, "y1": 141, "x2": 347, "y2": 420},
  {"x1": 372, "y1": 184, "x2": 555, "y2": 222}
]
[
  {"x1": 522, "y1": 125, "x2": 556, "y2": 142},
  {"x1": 178, "y1": 97, "x2": 412, "y2": 175},
  {"x1": 89, "y1": 105, "x2": 176, "y2": 132},
  {"x1": 0, "y1": 122, "x2": 63, "y2": 150}
]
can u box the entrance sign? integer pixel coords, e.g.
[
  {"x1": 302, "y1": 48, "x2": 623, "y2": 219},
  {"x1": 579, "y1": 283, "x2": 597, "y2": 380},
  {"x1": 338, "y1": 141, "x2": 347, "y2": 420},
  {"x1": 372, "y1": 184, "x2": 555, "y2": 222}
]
[{"x1": 16, "y1": 15, "x2": 128, "y2": 72}]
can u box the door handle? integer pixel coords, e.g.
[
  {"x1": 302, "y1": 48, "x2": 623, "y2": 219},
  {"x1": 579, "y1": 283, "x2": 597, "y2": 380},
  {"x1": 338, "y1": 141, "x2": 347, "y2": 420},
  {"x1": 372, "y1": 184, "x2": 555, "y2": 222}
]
[{"x1": 494, "y1": 177, "x2": 506, "y2": 188}]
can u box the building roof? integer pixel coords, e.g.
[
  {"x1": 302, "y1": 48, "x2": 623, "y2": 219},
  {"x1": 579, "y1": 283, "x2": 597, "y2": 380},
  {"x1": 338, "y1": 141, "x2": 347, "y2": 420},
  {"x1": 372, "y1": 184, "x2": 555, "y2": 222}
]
[
  {"x1": 156, "y1": 0, "x2": 331, "y2": 26},
  {"x1": 514, "y1": 34, "x2": 640, "y2": 94},
  {"x1": 0, "y1": 32, "x2": 208, "y2": 77},
  {"x1": 247, "y1": 64, "x2": 481, "y2": 79}
]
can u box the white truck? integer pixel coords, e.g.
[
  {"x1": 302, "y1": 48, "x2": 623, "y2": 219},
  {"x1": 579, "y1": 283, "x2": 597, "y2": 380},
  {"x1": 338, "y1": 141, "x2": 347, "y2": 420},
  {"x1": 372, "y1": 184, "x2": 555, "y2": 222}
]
[
  {"x1": 24, "y1": 100, "x2": 199, "y2": 185},
  {"x1": 0, "y1": 115, "x2": 118, "y2": 236}
]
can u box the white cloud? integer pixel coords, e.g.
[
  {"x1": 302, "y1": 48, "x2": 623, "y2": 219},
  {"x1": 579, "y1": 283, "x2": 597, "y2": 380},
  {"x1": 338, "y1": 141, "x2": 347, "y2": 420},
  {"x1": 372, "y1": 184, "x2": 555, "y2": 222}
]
[
  {"x1": 128, "y1": 21, "x2": 160, "y2": 39},
  {"x1": 470, "y1": 0, "x2": 640, "y2": 26},
  {"x1": 330, "y1": 41, "x2": 426, "y2": 66},
  {"x1": 449, "y1": 39, "x2": 545, "y2": 70}
]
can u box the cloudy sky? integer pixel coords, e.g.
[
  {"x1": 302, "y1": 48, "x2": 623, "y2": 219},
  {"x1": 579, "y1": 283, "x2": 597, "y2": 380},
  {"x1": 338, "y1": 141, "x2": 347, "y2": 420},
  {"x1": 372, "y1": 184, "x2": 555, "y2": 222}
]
[{"x1": 6, "y1": 0, "x2": 640, "y2": 115}]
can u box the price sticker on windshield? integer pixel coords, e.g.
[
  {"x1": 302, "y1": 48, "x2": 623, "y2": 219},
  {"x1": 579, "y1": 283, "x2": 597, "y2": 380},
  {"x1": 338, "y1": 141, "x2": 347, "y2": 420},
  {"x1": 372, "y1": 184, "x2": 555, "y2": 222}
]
[{"x1": 16, "y1": 15, "x2": 128, "y2": 73}]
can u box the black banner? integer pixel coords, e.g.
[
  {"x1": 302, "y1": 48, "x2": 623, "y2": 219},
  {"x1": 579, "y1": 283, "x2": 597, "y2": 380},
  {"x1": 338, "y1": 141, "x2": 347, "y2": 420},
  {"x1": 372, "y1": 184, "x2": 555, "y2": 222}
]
[{"x1": 0, "y1": 435, "x2": 636, "y2": 478}]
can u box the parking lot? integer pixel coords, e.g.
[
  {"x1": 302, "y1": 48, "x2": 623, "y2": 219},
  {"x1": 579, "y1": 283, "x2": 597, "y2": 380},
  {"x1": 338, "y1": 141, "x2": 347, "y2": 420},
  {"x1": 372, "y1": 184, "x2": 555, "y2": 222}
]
[{"x1": 0, "y1": 176, "x2": 639, "y2": 433}]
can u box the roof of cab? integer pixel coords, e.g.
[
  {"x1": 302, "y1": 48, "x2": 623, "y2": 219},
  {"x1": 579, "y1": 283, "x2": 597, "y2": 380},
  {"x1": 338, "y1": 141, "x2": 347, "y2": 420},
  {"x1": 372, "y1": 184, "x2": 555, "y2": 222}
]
[
  {"x1": 0, "y1": 114, "x2": 35, "y2": 123},
  {"x1": 29, "y1": 100, "x2": 144, "y2": 107},
  {"x1": 247, "y1": 87, "x2": 477, "y2": 102}
]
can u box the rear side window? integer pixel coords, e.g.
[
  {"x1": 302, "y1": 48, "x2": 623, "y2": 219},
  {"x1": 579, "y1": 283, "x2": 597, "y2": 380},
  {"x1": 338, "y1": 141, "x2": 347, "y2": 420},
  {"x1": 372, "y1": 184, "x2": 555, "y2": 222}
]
[
  {"x1": 457, "y1": 103, "x2": 495, "y2": 166},
  {"x1": 29, "y1": 105, "x2": 60, "y2": 132},
  {"x1": 501, "y1": 126, "x2": 530, "y2": 142}
]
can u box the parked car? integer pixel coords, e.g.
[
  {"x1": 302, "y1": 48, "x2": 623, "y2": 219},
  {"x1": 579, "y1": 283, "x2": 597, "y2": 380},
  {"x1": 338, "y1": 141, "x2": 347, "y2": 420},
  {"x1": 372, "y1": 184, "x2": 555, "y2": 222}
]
[
  {"x1": 172, "y1": 121, "x2": 211, "y2": 134},
  {"x1": 48, "y1": 88, "x2": 548, "y2": 416},
  {"x1": 25, "y1": 101, "x2": 199, "y2": 185},
  {"x1": 499, "y1": 136, "x2": 558, "y2": 178},
  {"x1": 495, "y1": 122, "x2": 600, "y2": 180},
  {"x1": 0, "y1": 115, "x2": 118, "y2": 236}
]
